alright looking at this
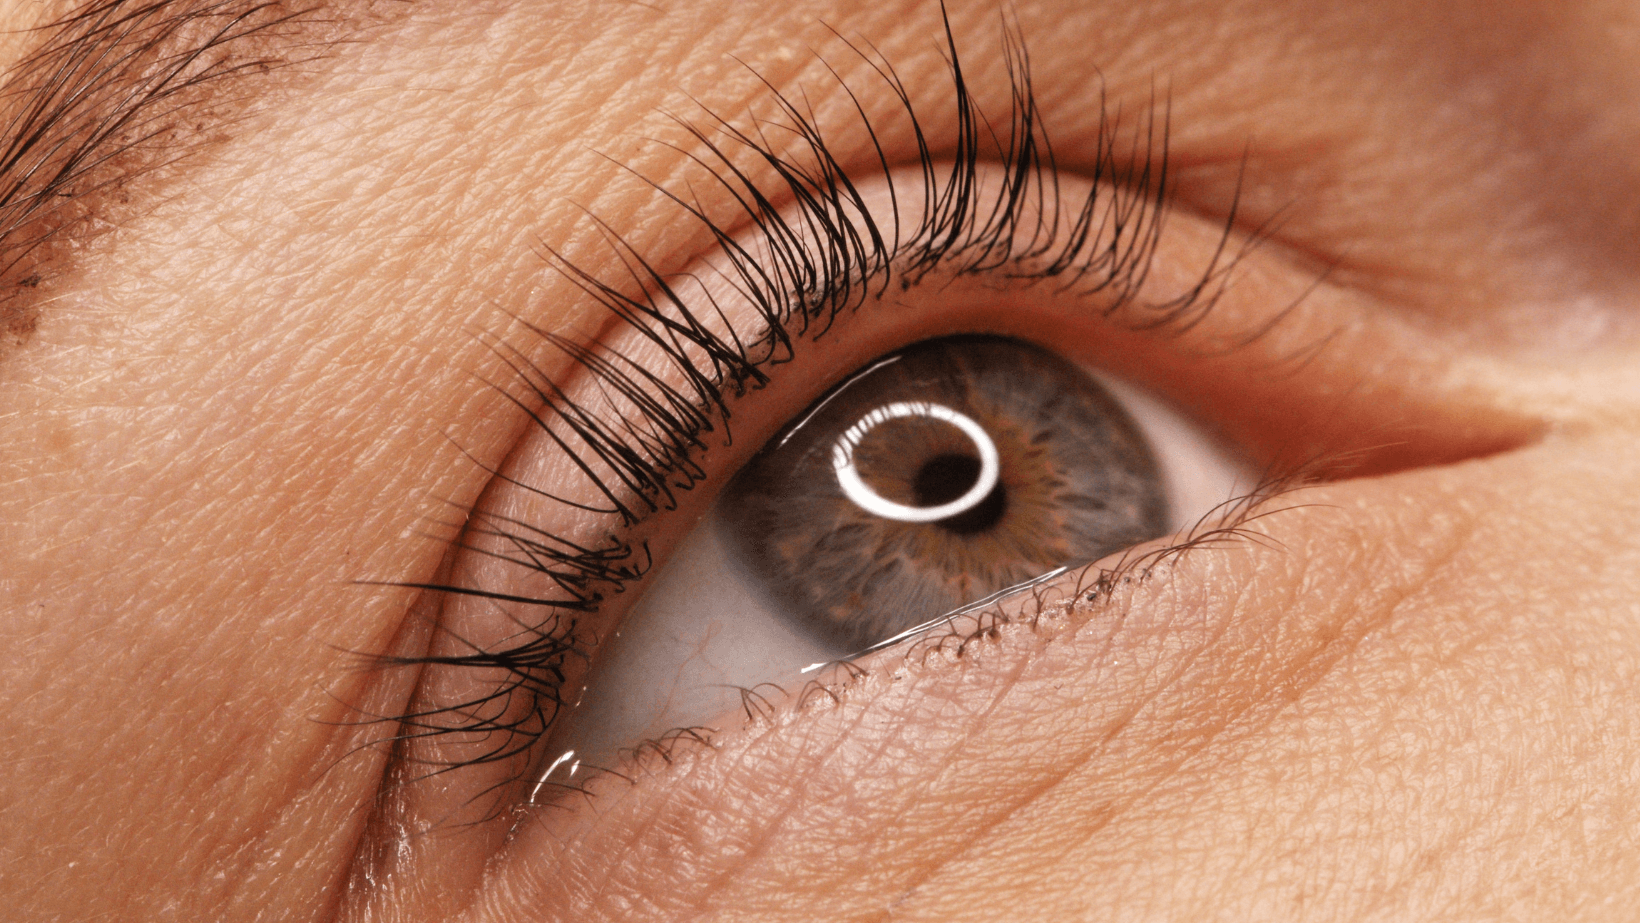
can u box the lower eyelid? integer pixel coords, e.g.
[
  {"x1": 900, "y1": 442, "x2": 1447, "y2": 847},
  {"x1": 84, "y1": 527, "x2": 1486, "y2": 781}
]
[
  {"x1": 480, "y1": 462, "x2": 1472, "y2": 918},
  {"x1": 482, "y1": 418, "x2": 1596, "y2": 919}
]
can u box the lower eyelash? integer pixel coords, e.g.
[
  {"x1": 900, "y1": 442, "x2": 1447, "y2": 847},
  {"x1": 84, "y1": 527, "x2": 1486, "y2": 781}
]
[{"x1": 360, "y1": 12, "x2": 1252, "y2": 788}]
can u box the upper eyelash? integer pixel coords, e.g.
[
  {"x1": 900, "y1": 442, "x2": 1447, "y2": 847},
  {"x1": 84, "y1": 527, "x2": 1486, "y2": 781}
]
[{"x1": 361, "y1": 13, "x2": 1247, "y2": 784}]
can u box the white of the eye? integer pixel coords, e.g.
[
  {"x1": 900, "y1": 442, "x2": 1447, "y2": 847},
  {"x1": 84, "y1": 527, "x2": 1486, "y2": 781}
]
[
  {"x1": 831, "y1": 402, "x2": 1000, "y2": 523},
  {"x1": 1094, "y1": 376, "x2": 1253, "y2": 531}
]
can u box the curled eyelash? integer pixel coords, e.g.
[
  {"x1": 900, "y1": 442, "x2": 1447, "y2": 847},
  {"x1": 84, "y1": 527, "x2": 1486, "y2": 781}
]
[{"x1": 361, "y1": 13, "x2": 1253, "y2": 792}]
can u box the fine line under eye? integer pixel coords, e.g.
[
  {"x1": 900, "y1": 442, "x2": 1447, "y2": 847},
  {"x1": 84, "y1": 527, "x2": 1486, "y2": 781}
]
[{"x1": 364, "y1": 13, "x2": 1254, "y2": 812}]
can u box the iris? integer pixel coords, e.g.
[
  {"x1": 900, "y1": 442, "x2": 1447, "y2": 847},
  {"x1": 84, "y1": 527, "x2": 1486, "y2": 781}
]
[{"x1": 722, "y1": 336, "x2": 1170, "y2": 651}]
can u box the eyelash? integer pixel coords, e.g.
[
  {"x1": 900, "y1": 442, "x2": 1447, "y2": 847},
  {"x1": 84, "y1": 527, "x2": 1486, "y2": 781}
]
[{"x1": 364, "y1": 15, "x2": 1255, "y2": 789}]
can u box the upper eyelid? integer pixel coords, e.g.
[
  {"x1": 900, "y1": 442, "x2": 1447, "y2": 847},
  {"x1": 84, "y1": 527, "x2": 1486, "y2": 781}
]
[{"x1": 473, "y1": 36, "x2": 1226, "y2": 598}]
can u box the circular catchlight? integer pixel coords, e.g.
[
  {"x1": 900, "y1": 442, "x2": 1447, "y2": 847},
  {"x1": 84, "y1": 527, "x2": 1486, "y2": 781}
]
[{"x1": 831, "y1": 401, "x2": 1001, "y2": 524}]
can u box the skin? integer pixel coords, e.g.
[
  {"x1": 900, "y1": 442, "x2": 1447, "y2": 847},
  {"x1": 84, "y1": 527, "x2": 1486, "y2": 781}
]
[{"x1": 4, "y1": 0, "x2": 1640, "y2": 919}]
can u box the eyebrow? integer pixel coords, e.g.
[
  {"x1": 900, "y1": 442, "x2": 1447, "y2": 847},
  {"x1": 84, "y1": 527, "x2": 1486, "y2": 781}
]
[{"x1": 0, "y1": 0, "x2": 393, "y2": 354}]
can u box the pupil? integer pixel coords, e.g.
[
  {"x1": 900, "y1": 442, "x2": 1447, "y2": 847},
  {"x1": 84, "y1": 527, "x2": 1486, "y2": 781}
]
[
  {"x1": 913, "y1": 452, "x2": 981, "y2": 505},
  {"x1": 913, "y1": 452, "x2": 1006, "y2": 534}
]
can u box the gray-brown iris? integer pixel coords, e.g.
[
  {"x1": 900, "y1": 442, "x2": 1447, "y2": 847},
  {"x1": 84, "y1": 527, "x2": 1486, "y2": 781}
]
[{"x1": 720, "y1": 336, "x2": 1168, "y2": 651}]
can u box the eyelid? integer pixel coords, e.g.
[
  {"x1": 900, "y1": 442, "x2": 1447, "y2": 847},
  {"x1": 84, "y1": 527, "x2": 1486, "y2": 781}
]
[
  {"x1": 362, "y1": 19, "x2": 1546, "y2": 889},
  {"x1": 362, "y1": 24, "x2": 1215, "y2": 838}
]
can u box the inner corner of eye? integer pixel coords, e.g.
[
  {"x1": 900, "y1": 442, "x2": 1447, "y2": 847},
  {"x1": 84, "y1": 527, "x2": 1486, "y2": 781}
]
[{"x1": 534, "y1": 334, "x2": 1251, "y2": 783}]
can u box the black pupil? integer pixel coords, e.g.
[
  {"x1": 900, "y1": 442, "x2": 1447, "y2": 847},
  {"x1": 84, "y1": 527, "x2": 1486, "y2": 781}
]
[
  {"x1": 912, "y1": 452, "x2": 1006, "y2": 534},
  {"x1": 913, "y1": 452, "x2": 980, "y2": 505}
]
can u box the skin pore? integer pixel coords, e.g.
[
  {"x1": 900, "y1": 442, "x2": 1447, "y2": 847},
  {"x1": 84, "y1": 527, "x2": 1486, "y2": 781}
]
[{"x1": 4, "y1": 0, "x2": 1640, "y2": 920}]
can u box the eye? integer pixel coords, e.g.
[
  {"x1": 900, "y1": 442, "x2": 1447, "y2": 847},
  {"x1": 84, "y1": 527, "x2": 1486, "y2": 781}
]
[
  {"x1": 370, "y1": 22, "x2": 1289, "y2": 829},
  {"x1": 538, "y1": 334, "x2": 1250, "y2": 782}
]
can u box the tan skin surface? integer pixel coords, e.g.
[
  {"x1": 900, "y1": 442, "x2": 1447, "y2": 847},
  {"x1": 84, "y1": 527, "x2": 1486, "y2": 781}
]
[{"x1": 3, "y1": 0, "x2": 1640, "y2": 920}]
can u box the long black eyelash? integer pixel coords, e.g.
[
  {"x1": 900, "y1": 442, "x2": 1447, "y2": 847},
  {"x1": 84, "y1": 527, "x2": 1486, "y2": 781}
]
[{"x1": 366, "y1": 13, "x2": 1244, "y2": 786}]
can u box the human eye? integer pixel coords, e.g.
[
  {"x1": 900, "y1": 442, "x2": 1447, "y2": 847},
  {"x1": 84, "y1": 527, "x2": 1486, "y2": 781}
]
[
  {"x1": 535, "y1": 330, "x2": 1254, "y2": 779},
  {"x1": 352, "y1": 12, "x2": 1541, "y2": 912},
  {"x1": 364, "y1": 25, "x2": 1227, "y2": 810}
]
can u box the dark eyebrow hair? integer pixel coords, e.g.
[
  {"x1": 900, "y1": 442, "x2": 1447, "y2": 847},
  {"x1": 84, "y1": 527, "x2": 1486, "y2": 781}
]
[{"x1": 0, "y1": 0, "x2": 396, "y2": 353}]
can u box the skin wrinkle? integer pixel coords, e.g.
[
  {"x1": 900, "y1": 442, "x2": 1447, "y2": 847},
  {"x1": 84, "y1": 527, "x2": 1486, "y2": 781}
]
[
  {"x1": 1301, "y1": 455, "x2": 1619, "y2": 913},
  {"x1": 1096, "y1": 509, "x2": 1476, "y2": 906},
  {"x1": 939, "y1": 570, "x2": 1297, "y2": 892},
  {"x1": 875, "y1": 563, "x2": 1241, "y2": 902}
]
